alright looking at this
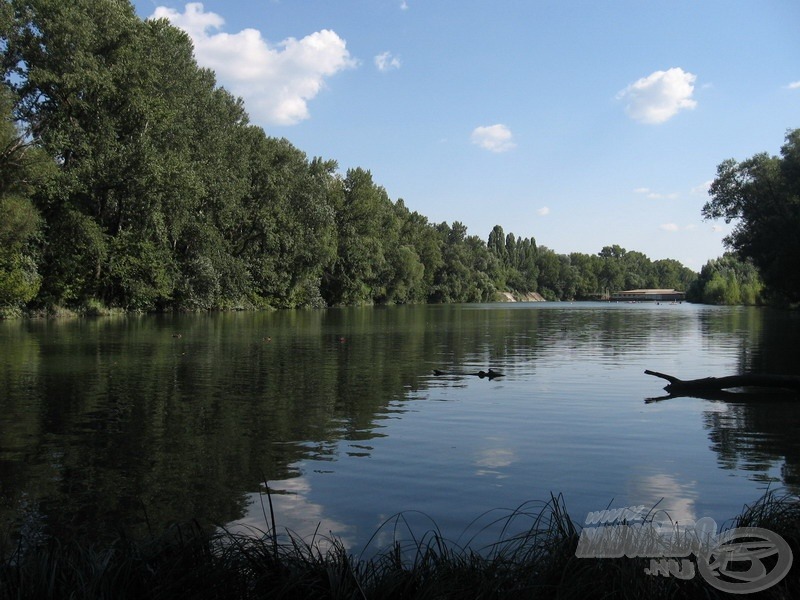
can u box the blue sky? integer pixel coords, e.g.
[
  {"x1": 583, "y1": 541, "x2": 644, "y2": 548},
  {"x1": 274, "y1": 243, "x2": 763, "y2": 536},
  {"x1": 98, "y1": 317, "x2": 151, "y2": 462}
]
[{"x1": 132, "y1": 1, "x2": 799, "y2": 269}]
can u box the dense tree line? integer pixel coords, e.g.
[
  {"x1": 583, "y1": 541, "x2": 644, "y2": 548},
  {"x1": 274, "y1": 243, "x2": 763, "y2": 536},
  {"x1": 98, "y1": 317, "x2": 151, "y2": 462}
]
[
  {"x1": 0, "y1": 0, "x2": 697, "y2": 315},
  {"x1": 686, "y1": 253, "x2": 763, "y2": 305},
  {"x1": 485, "y1": 227, "x2": 696, "y2": 301},
  {"x1": 700, "y1": 129, "x2": 800, "y2": 305}
]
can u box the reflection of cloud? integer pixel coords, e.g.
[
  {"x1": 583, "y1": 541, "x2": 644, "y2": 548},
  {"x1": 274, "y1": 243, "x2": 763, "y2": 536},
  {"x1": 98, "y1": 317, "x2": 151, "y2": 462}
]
[
  {"x1": 226, "y1": 477, "x2": 353, "y2": 549},
  {"x1": 627, "y1": 473, "x2": 698, "y2": 524},
  {"x1": 475, "y1": 438, "x2": 516, "y2": 476}
]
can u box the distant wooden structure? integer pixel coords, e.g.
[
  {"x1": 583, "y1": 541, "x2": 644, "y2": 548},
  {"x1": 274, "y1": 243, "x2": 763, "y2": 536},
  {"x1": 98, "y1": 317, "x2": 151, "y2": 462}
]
[{"x1": 610, "y1": 288, "x2": 685, "y2": 302}]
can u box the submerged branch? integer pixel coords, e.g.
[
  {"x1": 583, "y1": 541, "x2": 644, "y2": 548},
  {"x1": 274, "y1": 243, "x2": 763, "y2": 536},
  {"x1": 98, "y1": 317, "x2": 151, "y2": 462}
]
[
  {"x1": 644, "y1": 369, "x2": 800, "y2": 395},
  {"x1": 432, "y1": 369, "x2": 505, "y2": 379}
]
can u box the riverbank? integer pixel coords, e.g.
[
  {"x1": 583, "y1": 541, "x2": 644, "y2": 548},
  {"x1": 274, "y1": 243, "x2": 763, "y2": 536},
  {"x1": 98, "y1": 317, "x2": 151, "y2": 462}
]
[
  {"x1": 1, "y1": 293, "x2": 550, "y2": 320},
  {"x1": 2, "y1": 490, "x2": 797, "y2": 599},
  {"x1": 496, "y1": 291, "x2": 546, "y2": 302}
]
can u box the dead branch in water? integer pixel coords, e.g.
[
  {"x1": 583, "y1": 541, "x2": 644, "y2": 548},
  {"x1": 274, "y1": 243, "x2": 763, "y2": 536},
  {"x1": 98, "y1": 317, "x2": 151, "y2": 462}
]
[
  {"x1": 433, "y1": 369, "x2": 505, "y2": 379},
  {"x1": 644, "y1": 370, "x2": 800, "y2": 394}
]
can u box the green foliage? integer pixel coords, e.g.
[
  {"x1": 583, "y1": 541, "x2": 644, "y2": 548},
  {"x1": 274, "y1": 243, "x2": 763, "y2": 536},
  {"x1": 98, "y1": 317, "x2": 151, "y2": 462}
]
[
  {"x1": 428, "y1": 222, "x2": 498, "y2": 303},
  {"x1": 0, "y1": 87, "x2": 47, "y2": 311},
  {"x1": 107, "y1": 230, "x2": 174, "y2": 310},
  {"x1": 0, "y1": 1, "x2": 700, "y2": 312},
  {"x1": 687, "y1": 253, "x2": 763, "y2": 305},
  {"x1": 322, "y1": 168, "x2": 391, "y2": 305},
  {"x1": 384, "y1": 244, "x2": 425, "y2": 304},
  {"x1": 481, "y1": 231, "x2": 696, "y2": 302},
  {"x1": 0, "y1": 246, "x2": 40, "y2": 307},
  {"x1": 703, "y1": 129, "x2": 800, "y2": 304}
]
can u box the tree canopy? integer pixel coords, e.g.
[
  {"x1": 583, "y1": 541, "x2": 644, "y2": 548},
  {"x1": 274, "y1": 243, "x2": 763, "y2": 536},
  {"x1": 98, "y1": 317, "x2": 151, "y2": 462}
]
[
  {"x1": 686, "y1": 253, "x2": 763, "y2": 305},
  {"x1": 0, "y1": 0, "x2": 698, "y2": 314},
  {"x1": 703, "y1": 129, "x2": 800, "y2": 304}
]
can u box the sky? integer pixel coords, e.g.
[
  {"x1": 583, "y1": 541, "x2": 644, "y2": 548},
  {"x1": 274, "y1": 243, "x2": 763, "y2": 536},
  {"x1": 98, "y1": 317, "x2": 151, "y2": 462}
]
[{"x1": 131, "y1": 0, "x2": 800, "y2": 270}]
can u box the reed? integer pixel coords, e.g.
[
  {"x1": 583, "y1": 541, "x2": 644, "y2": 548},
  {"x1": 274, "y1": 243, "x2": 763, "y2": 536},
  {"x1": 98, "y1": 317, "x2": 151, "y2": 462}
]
[{"x1": 1, "y1": 490, "x2": 797, "y2": 599}]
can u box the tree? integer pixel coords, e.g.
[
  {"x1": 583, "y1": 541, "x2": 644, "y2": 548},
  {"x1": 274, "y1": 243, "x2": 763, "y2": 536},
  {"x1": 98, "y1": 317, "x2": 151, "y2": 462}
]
[
  {"x1": 596, "y1": 248, "x2": 625, "y2": 294},
  {"x1": 397, "y1": 207, "x2": 443, "y2": 301},
  {"x1": 0, "y1": 87, "x2": 49, "y2": 312},
  {"x1": 703, "y1": 129, "x2": 800, "y2": 303},
  {"x1": 653, "y1": 258, "x2": 696, "y2": 291},
  {"x1": 233, "y1": 132, "x2": 336, "y2": 308},
  {"x1": 322, "y1": 168, "x2": 392, "y2": 305},
  {"x1": 568, "y1": 252, "x2": 600, "y2": 298},
  {"x1": 3, "y1": 0, "x2": 188, "y2": 308},
  {"x1": 0, "y1": 0, "x2": 704, "y2": 312},
  {"x1": 686, "y1": 253, "x2": 763, "y2": 305},
  {"x1": 3, "y1": 0, "x2": 260, "y2": 309},
  {"x1": 536, "y1": 247, "x2": 568, "y2": 300},
  {"x1": 487, "y1": 225, "x2": 506, "y2": 260}
]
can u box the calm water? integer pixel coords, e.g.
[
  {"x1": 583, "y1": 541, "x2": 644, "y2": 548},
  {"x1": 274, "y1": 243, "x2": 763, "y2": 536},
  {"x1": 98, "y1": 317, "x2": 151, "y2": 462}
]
[{"x1": 2, "y1": 303, "x2": 800, "y2": 553}]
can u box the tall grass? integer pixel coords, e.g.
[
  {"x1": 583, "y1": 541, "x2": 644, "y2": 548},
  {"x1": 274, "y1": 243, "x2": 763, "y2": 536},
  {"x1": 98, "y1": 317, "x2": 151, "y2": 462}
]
[{"x1": 1, "y1": 490, "x2": 797, "y2": 599}]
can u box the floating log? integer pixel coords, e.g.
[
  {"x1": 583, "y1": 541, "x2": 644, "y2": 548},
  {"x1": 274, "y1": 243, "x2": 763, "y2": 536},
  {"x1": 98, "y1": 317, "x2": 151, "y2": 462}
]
[
  {"x1": 433, "y1": 369, "x2": 505, "y2": 379},
  {"x1": 644, "y1": 370, "x2": 800, "y2": 393}
]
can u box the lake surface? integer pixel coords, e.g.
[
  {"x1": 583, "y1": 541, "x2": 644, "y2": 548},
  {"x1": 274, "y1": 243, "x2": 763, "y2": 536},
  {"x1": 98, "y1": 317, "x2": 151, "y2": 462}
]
[{"x1": 2, "y1": 303, "x2": 800, "y2": 554}]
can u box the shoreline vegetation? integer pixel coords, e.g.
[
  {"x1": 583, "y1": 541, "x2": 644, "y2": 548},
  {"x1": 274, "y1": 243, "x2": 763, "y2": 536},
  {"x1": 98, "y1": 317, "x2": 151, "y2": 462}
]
[
  {"x1": 0, "y1": 1, "x2": 715, "y2": 320},
  {"x1": 4, "y1": 3, "x2": 793, "y2": 316},
  {"x1": 1, "y1": 489, "x2": 798, "y2": 599},
  {"x1": 5, "y1": 289, "x2": 548, "y2": 319},
  {"x1": 2, "y1": 4, "x2": 796, "y2": 317}
]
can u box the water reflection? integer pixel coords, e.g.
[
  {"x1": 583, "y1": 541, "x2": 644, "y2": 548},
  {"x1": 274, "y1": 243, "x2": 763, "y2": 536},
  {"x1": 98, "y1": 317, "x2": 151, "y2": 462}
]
[
  {"x1": 703, "y1": 397, "x2": 800, "y2": 492},
  {"x1": 228, "y1": 478, "x2": 355, "y2": 550},
  {"x1": 626, "y1": 473, "x2": 699, "y2": 525},
  {"x1": 474, "y1": 440, "x2": 516, "y2": 478},
  {"x1": 1, "y1": 304, "x2": 799, "y2": 553}
]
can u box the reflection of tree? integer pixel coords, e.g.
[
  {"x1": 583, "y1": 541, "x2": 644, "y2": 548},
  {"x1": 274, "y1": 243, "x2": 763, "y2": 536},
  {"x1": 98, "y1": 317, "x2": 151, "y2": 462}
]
[
  {"x1": 703, "y1": 399, "x2": 800, "y2": 493},
  {"x1": 4, "y1": 304, "x2": 800, "y2": 547},
  {"x1": 0, "y1": 307, "x2": 482, "y2": 542},
  {"x1": 697, "y1": 307, "x2": 800, "y2": 494}
]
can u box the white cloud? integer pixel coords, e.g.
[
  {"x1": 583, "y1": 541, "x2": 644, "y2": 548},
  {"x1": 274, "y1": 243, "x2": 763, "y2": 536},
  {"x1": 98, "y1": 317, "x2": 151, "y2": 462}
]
[
  {"x1": 400, "y1": 1, "x2": 409, "y2": 10},
  {"x1": 634, "y1": 187, "x2": 678, "y2": 200},
  {"x1": 787, "y1": 81, "x2": 800, "y2": 90},
  {"x1": 537, "y1": 206, "x2": 550, "y2": 216},
  {"x1": 151, "y1": 3, "x2": 357, "y2": 126},
  {"x1": 691, "y1": 180, "x2": 713, "y2": 195},
  {"x1": 660, "y1": 223, "x2": 679, "y2": 232},
  {"x1": 374, "y1": 51, "x2": 401, "y2": 72},
  {"x1": 711, "y1": 224, "x2": 724, "y2": 232},
  {"x1": 471, "y1": 124, "x2": 516, "y2": 153},
  {"x1": 617, "y1": 67, "x2": 697, "y2": 124}
]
